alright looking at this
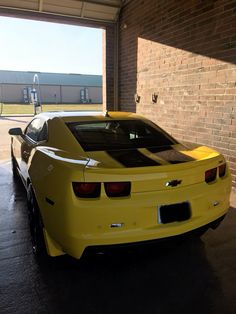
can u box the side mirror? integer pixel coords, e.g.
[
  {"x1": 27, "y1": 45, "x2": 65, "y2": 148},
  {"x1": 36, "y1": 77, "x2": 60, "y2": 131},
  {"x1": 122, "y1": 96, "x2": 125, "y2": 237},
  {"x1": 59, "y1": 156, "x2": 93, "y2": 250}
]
[{"x1": 8, "y1": 127, "x2": 23, "y2": 136}]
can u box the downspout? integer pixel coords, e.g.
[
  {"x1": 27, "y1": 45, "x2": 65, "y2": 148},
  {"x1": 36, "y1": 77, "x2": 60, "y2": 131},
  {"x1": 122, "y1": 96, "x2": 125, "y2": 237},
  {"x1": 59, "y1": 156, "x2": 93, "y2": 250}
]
[
  {"x1": 113, "y1": 20, "x2": 119, "y2": 111},
  {"x1": 0, "y1": 84, "x2": 3, "y2": 116}
]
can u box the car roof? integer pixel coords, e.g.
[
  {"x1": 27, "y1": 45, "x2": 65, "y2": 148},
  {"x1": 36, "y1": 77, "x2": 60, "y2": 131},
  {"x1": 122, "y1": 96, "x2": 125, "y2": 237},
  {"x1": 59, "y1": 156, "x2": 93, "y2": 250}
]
[{"x1": 35, "y1": 111, "x2": 146, "y2": 122}]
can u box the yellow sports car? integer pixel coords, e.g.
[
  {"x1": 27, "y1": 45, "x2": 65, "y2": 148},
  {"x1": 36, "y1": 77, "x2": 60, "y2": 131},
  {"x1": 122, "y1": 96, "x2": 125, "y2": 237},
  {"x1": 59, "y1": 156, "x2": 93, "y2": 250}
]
[{"x1": 9, "y1": 111, "x2": 231, "y2": 259}]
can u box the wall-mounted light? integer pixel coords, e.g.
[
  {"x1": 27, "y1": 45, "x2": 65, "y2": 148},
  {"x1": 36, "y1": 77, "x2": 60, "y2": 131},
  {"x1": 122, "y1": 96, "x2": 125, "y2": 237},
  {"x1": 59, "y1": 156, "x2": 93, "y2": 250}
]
[
  {"x1": 121, "y1": 23, "x2": 127, "y2": 30},
  {"x1": 134, "y1": 93, "x2": 141, "y2": 103},
  {"x1": 152, "y1": 93, "x2": 158, "y2": 103}
]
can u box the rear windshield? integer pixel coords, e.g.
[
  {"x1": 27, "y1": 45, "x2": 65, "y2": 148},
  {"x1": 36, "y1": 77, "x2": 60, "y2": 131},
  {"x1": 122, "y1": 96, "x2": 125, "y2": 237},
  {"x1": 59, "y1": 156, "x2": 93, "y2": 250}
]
[{"x1": 67, "y1": 119, "x2": 177, "y2": 151}]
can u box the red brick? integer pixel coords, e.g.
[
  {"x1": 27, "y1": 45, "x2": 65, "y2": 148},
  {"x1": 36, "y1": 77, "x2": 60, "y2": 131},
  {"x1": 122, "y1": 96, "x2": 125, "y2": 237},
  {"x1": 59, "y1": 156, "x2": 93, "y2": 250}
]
[{"x1": 116, "y1": 0, "x2": 236, "y2": 187}]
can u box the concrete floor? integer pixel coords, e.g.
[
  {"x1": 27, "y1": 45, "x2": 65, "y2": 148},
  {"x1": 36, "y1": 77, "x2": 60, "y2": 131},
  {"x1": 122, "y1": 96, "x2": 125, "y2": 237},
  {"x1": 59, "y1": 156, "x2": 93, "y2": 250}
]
[
  {"x1": 0, "y1": 165, "x2": 236, "y2": 314},
  {"x1": 1, "y1": 116, "x2": 236, "y2": 314}
]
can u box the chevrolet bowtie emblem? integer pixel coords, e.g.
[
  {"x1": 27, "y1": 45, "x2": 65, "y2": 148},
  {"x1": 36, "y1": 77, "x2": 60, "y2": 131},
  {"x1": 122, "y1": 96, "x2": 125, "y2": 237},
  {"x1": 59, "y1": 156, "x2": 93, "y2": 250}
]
[{"x1": 165, "y1": 180, "x2": 182, "y2": 187}]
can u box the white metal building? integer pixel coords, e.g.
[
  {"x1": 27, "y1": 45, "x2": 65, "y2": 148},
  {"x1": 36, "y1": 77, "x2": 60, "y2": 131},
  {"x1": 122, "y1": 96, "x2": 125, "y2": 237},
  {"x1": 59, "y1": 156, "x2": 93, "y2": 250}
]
[{"x1": 0, "y1": 70, "x2": 102, "y2": 104}]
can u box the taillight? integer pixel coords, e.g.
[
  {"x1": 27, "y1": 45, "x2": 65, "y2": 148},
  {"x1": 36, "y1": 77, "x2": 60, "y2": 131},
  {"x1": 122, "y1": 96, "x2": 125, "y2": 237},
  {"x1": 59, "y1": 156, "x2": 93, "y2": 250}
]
[
  {"x1": 72, "y1": 182, "x2": 101, "y2": 198},
  {"x1": 219, "y1": 163, "x2": 226, "y2": 178},
  {"x1": 104, "y1": 182, "x2": 131, "y2": 197},
  {"x1": 205, "y1": 168, "x2": 217, "y2": 183}
]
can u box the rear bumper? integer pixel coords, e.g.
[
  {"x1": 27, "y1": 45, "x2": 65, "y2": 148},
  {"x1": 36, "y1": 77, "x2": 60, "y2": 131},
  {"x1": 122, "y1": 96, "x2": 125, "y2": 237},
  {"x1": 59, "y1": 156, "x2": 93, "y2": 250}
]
[
  {"x1": 62, "y1": 210, "x2": 229, "y2": 259},
  {"x1": 83, "y1": 215, "x2": 226, "y2": 256},
  {"x1": 45, "y1": 213, "x2": 227, "y2": 259},
  {"x1": 44, "y1": 176, "x2": 231, "y2": 259}
]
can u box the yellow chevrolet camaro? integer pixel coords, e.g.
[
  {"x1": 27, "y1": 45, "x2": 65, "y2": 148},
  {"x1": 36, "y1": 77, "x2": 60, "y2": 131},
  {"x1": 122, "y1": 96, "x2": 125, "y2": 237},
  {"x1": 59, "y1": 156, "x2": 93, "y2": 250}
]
[{"x1": 9, "y1": 111, "x2": 231, "y2": 259}]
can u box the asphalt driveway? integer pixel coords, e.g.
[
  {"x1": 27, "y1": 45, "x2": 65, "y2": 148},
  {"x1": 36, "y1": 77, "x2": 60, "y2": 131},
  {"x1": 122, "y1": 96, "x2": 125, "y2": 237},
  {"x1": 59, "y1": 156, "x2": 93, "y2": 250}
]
[{"x1": 0, "y1": 116, "x2": 31, "y2": 160}]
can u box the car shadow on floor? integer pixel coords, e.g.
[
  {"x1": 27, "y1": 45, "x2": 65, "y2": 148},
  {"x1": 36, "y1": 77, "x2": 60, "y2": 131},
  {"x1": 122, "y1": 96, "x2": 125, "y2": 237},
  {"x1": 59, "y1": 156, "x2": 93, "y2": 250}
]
[{"x1": 34, "y1": 235, "x2": 228, "y2": 314}]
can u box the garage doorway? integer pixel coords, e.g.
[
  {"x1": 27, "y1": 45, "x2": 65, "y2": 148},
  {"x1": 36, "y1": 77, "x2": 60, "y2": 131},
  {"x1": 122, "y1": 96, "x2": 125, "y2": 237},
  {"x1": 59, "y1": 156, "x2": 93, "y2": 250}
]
[{"x1": 0, "y1": 16, "x2": 103, "y2": 116}]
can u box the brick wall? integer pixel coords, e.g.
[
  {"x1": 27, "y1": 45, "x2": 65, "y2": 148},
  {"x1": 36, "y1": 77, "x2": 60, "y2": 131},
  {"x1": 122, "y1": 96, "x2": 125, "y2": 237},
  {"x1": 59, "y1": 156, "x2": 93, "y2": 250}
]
[{"x1": 118, "y1": 0, "x2": 236, "y2": 187}]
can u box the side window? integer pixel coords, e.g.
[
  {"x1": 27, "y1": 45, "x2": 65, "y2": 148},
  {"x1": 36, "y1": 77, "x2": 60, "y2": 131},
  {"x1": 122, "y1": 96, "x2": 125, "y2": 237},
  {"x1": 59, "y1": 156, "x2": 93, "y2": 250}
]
[
  {"x1": 25, "y1": 118, "x2": 48, "y2": 142},
  {"x1": 38, "y1": 122, "x2": 48, "y2": 142}
]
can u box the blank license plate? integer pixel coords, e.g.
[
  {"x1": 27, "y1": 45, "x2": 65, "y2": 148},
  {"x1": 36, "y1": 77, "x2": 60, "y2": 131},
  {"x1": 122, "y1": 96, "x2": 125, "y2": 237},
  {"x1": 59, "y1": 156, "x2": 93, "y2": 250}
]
[{"x1": 158, "y1": 202, "x2": 191, "y2": 224}]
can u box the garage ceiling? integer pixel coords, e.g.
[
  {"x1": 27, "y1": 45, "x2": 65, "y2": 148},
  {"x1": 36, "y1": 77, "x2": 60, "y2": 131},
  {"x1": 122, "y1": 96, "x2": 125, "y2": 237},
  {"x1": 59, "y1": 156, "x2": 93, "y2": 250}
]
[{"x1": 0, "y1": 0, "x2": 130, "y2": 23}]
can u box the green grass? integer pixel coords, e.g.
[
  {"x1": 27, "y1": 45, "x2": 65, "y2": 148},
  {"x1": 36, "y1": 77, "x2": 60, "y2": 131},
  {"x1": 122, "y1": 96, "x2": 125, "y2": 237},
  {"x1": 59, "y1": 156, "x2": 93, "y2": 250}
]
[{"x1": 0, "y1": 103, "x2": 103, "y2": 115}]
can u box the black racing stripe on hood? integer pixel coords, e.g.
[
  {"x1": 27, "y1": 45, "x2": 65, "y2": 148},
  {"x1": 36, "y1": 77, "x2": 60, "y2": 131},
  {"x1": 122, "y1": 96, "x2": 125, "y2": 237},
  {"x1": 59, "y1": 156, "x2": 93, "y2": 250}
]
[
  {"x1": 106, "y1": 149, "x2": 161, "y2": 167},
  {"x1": 147, "y1": 146, "x2": 195, "y2": 164}
]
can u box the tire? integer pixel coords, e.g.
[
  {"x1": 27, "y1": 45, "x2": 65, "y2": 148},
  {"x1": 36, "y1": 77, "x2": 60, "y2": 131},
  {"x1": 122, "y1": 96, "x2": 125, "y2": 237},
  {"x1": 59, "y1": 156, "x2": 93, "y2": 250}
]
[
  {"x1": 27, "y1": 183, "x2": 47, "y2": 258},
  {"x1": 11, "y1": 149, "x2": 19, "y2": 179}
]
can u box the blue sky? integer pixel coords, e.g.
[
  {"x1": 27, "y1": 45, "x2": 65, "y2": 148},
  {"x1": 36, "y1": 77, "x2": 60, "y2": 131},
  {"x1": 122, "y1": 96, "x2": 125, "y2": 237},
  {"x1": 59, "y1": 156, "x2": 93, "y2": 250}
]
[{"x1": 0, "y1": 16, "x2": 103, "y2": 75}]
